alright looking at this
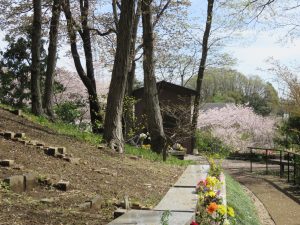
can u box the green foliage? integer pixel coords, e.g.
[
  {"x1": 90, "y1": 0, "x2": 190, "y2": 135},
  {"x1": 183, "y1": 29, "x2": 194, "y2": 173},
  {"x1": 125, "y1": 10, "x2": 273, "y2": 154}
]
[
  {"x1": 160, "y1": 210, "x2": 171, "y2": 225},
  {"x1": 186, "y1": 68, "x2": 279, "y2": 116},
  {"x1": 0, "y1": 34, "x2": 47, "y2": 107},
  {"x1": 125, "y1": 145, "x2": 195, "y2": 166},
  {"x1": 123, "y1": 96, "x2": 139, "y2": 139},
  {"x1": 0, "y1": 181, "x2": 10, "y2": 191},
  {"x1": 196, "y1": 130, "x2": 232, "y2": 158},
  {"x1": 55, "y1": 101, "x2": 82, "y2": 124},
  {"x1": 226, "y1": 174, "x2": 261, "y2": 225},
  {"x1": 275, "y1": 115, "x2": 300, "y2": 148}
]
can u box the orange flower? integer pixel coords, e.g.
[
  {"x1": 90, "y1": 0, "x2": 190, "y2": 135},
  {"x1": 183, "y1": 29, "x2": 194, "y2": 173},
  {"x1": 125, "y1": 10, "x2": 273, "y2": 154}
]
[{"x1": 206, "y1": 202, "x2": 218, "y2": 214}]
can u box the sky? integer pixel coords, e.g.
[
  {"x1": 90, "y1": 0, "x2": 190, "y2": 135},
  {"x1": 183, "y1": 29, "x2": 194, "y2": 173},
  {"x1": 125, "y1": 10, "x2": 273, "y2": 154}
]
[
  {"x1": 190, "y1": 0, "x2": 300, "y2": 91},
  {"x1": 0, "y1": 1, "x2": 299, "y2": 94}
]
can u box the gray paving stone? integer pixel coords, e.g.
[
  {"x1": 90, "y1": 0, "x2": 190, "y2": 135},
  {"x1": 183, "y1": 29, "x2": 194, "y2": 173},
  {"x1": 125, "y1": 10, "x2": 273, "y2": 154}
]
[
  {"x1": 174, "y1": 165, "x2": 209, "y2": 187},
  {"x1": 154, "y1": 187, "x2": 198, "y2": 212},
  {"x1": 108, "y1": 210, "x2": 194, "y2": 225}
]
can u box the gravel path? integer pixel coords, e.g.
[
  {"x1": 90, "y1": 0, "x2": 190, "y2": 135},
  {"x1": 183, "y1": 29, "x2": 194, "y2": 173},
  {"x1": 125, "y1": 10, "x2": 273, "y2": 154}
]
[{"x1": 223, "y1": 159, "x2": 300, "y2": 225}]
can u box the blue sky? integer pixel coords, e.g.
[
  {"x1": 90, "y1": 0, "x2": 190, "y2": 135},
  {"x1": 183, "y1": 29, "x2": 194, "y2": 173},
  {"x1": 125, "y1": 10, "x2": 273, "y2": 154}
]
[{"x1": 189, "y1": 0, "x2": 300, "y2": 89}]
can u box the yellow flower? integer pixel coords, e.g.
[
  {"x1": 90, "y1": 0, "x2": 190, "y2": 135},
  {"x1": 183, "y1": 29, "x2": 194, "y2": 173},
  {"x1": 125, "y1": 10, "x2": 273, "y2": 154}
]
[
  {"x1": 205, "y1": 190, "x2": 216, "y2": 198},
  {"x1": 206, "y1": 176, "x2": 219, "y2": 188},
  {"x1": 227, "y1": 206, "x2": 235, "y2": 217},
  {"x1": 217, "y1": 205, "x2": 227, "y2": 216}
]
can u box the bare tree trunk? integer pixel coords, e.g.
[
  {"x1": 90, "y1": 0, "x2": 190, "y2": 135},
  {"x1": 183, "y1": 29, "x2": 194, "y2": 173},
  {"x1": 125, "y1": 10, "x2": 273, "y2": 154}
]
[
  {"x1": 103, "y1": 0, "x2": 136, "y2": 152},
  {"x1": 123, "y1": 0, "x2": 141, "y2": 139},
  {"x1": 191, "y1": 0, "x2": 215, "y2": 152},
  {"x1": 142, "y1": 0, "x2": 166, "y2": 154},
  {"x1": 80, "y1": 0, "x2": 103, "y2": 133},
  {"x1": 62, "y1": 0, "x2": 103, "y2": 133},
  {"x1": 126, "y1": 0, "x2": 141, "y2": 96},
  {"x1": 31, "y1": 0, "x2": 43, "y2": 115},
  {"x1": 44, "y1": 0, "x2": 61, "y2": 118}
]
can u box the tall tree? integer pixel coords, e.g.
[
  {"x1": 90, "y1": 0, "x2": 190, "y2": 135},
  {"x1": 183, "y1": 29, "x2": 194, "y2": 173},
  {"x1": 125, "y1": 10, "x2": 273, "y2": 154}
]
[
  {"x1": 126, "y1": 0, "x2": 142, "y2": 96},
  {"x1": 31, "y1": 0, "x2": 43, "y2": 115},
  {"x1": 142, "y1": 0, "x2": 166, "y2": 154},
  {"x1": 62, "y1": 0, "x2": 103, "y2": 133},
  {"x1": 103, "y1": 0, "x2": 136, "y2": 152},
  {"x1": 43, "y1": 0, "x2": 61, "y2": 118},
  {"x1": 191, "y1": 0, "x2": 215, "y2": 151}
]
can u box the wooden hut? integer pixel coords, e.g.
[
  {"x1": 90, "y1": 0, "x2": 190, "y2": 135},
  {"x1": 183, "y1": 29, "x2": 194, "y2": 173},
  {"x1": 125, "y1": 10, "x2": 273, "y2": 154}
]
[{"x1": 132, "y1": 81, "x2": 197, "y2": 154}]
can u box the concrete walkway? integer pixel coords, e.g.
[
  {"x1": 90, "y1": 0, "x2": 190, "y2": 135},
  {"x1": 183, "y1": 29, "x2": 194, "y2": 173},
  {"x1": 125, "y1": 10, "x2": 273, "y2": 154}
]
[{"x1": 223, "y1": 159, "x2": 300, "y2": 225}]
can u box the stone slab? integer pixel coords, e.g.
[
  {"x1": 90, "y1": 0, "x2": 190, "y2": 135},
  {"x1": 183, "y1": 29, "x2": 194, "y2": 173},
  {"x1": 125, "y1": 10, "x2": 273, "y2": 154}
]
[
  {"x1": 154, "y1": 187, "x2": 198, "y2": 212},
  {"x1": 12, "y1": 109, "x2": 22, "y2": 116},
  {"x1": 4, "y1": 175, "x2": 24, "y2": 192},
  {"x1": 46, "y1": 147, "x2": 58, "y2": 156},
  {"x1": 64, "y1": 157, "x2": 80, "y2": 164},
  {"x1": 89, "y1": 195, "x2": 102, "y2": 209},
  {"x1": 57, "y1": 147, "x2": 67, "y2": 154},
  {"x1": 24, "y1": 173, "x2": 37, "y2": 191},
  {"x1": 0, "y1": 160, "x2": 14, "y2": 167},
  {"x1": 174, "y1": 165, "x2": 209, "y2": 187},
  {"x1": 108, "y1": 210, "x2": 194, "y2": 225},
  {"x1": 36, "y1": 142, "x2": 45, "y2": 147},
  {"x1": 15, "y1": 133, "x2": 25, "y2": 138},
  {"x1": 4, "y1": 132, "x2": 15, "y2": 139},
  {"x1": 55, "y1": 181, "x2": 70, "y2": 191}
]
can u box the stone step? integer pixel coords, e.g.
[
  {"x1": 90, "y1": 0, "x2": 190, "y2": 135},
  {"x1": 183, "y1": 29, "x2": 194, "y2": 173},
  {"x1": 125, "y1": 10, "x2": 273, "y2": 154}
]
[
  {"x1": 173, "y1": 165, "x2": 209, "y2": 188},
  {"x1": 107, "y1": 210, "x2": 194, "y2": 225},
  {"x1": 154, "y1": 187, "x2": 198, "y2": 212}
]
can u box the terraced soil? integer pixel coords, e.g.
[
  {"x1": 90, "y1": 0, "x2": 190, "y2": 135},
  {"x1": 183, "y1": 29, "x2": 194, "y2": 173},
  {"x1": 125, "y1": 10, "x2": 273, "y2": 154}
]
[{"x1": 0, "y1": 108, "x2": 184, "y2": 225}]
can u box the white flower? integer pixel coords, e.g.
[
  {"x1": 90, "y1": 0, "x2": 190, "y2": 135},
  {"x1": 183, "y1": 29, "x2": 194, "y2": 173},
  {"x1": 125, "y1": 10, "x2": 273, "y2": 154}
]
[
  {"x1": 139, "y1": 133, "x2": 147, "y2": 138},
  {"x1": 224, "y1": 219, "x2": 230, "y2": 225}
]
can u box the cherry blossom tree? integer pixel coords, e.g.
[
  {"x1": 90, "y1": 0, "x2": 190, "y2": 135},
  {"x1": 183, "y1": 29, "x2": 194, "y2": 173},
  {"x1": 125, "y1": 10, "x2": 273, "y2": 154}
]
[{"x1": 197, "y1": 105, "x2": 277, "y2": 152}]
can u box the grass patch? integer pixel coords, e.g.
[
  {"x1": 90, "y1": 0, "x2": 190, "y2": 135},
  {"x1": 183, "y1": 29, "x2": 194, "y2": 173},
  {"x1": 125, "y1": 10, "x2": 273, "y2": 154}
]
[
  {"x1": 125, "y1": 145, "x2": 195, "y2": 166},
  {"x1": 226, "y1": 173, "x2": 261, "y2": 225},
  {"x1": 24, "y1": 113, "x2": 103, "y2": 146},
  {"x1": 0, "y1": 104, "x2": 102, "y2": 146}
]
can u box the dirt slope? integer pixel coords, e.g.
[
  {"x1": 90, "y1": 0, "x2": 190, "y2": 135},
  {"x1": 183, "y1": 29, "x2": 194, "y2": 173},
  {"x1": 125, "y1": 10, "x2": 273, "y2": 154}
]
[{"x1": 0, "y1": 108, "x2": 184, "y2": 225}]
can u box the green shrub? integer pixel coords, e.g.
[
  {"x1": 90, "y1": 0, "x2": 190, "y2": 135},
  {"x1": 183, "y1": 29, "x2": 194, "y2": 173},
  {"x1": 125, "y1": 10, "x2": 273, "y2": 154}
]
[
  {"x1": 196, "y1": 130, "x2": 232, "y2": 158},
  {"x1": 55, "y1": 101, "x2": 82, "y2": 124}
]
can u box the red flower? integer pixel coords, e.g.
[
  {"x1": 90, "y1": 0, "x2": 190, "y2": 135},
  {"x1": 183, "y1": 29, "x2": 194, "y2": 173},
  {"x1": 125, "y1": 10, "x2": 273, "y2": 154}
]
[{"x1": 190, "y1": 221, "x2": 199, "y2": 225}]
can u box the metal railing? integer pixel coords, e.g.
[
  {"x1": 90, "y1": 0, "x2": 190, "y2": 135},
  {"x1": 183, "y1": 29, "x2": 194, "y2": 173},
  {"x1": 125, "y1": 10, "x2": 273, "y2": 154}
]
[{"x1": 247, "y1": 147, "x2": 300, "y2": 185}]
